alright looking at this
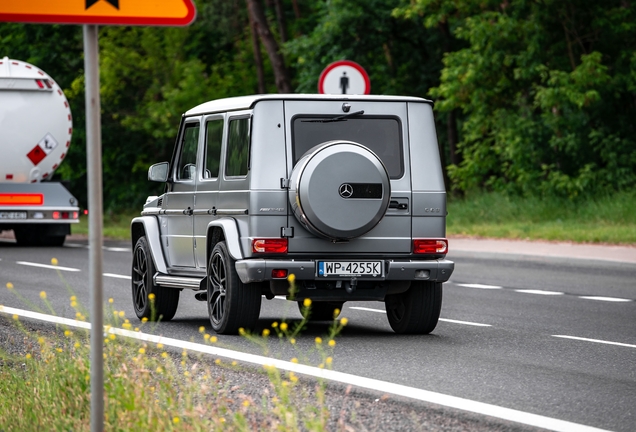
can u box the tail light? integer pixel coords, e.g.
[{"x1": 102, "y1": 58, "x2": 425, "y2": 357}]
[
  {"x1": 413, "y1": 239, "x2": 448, "y2": 254},
  {"x1": 252, "y1": 238, "x2": 288, "y2": 254}
]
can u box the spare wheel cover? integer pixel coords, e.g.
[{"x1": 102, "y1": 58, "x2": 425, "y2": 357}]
[{"x1": 290, "y1": 141, "x2": 391, "y2": 239}]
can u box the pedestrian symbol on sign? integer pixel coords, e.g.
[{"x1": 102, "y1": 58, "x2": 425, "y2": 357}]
[
  {"x1": 318, "y1": 60, "x2": 370, "y2": 95},
  {"x1": 340, "y1": 72, "x2": 349, "y2": 94}
]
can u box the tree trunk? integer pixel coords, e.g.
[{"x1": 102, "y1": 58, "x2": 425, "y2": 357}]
[
  {"x1": 273, "y1": 0, "x2": 288, "y2": 43},
  {"x1": 246, "y1": 0, "x2": 293, "y2": 93},
  {"x1": 248, "y1": 8, "x2": 266, "y2": 94},
  {"x1": 291, "y1": 0, "x2": 301, "y2": 19}
]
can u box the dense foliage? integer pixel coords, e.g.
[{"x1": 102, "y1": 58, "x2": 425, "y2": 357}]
[{"x1": 1, "y1": 0, "x2": 634, "y2": 209}]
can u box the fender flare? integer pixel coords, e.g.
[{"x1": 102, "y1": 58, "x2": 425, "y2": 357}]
[
  {"x1": 206, "y1": 218, "x2": 243, "y2": 260},
  {"x1": 130, "y1": 216, "x2": 168, "y2": 274}
]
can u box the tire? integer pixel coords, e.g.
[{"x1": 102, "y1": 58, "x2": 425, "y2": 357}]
[
  {"x1": 385, "y1": 281, "x2": 442, "y2": 334},
  {"x1": 14, "y1": 225, "x2": 66, "y2": 247},
  {"x1": 207, "y1": 241, "x2": 262, "y2": 334},
  {"x1": 298, "y1": 301, "x2": 344, "y2": 321},
  {"x1": 131, "y1": 236, "x2": 179, "y2": 321}
]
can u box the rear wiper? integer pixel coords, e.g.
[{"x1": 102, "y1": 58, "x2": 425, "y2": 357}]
[{"x1": 301, "y1": 110, "x2": 365, "y2": 123}]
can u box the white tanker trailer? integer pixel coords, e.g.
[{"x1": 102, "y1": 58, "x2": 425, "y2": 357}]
[{"x1": 0, "y1": 57, "x2": 79, "y2": 246}]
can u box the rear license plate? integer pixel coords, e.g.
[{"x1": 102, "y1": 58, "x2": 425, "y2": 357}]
[
  {"x1": 0, "y1": 211, "x2": 27, "y2": 220},
  {"x1": 317, "y1": 261, "x2": 383, "y2": 277}
]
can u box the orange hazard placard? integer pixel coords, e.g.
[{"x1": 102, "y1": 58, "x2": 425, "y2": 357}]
[{"x1": 0, "y1": 0, "x2": 196, "y2": 26}]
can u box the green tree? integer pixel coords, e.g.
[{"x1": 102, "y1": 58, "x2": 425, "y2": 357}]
[{"x1": 397, "y1": 0, "x2": 636, "y2": 197}]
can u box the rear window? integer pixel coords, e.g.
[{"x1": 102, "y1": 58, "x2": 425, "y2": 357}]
[{"x1": 292, "y1": 116, "x2": 403, "y2": 178}]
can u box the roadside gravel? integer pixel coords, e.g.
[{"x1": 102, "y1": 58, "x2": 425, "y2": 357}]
[{"x1": 0, "y1": 316, "x2": 542, "y2": 431}]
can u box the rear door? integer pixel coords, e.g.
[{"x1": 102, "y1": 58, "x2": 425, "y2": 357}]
[{"x1": 284, "y1": 100, "x2": 412, "y2": 255}]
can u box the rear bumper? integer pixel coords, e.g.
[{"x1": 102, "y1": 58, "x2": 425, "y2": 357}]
[{"x1": 235, "y1": 258, "x2": 454, "y2": 284}]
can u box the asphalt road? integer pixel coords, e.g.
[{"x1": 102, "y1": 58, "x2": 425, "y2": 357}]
[{"x1": 0, "y1": 237, "x2": 634, "y2": 431}]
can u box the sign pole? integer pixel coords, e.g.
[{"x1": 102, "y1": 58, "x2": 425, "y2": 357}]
[{"x1": 83, "y1": 24, "x2": 105, "y2": 432}]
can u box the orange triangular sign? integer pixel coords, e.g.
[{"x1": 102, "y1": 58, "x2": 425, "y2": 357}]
[{"x1": 0, "y1": 0, "x2": 196, "y2": 26}]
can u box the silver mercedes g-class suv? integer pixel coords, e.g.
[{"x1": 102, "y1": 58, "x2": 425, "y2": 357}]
[{"x1": 130, "y1": 94, "x2": 454, "y2": 334}]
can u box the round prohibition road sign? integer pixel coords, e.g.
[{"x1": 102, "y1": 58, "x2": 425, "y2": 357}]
[{"x1": 318, "y1": 60, "x2": 370, "y2": 95}]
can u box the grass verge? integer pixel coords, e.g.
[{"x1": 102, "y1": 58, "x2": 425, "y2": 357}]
[
  {"x1": 0, "y1": 276, "x2": 348, "y2": 431},
  {"x1": 447, "y1": 190, "x2": 636, "y2": 244}
]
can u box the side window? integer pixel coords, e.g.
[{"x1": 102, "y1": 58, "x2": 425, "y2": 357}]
[
  {"x1": 204, "y1": 118, "x2": 223, "y2": 179},
  {"x1": 225, "y1": 117, "x2": 250, "y2": 177},
  {"x1": 176, "y1": 123, "x2": 200, "y2": 181}
]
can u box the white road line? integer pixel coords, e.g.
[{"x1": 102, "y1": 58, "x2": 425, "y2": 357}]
[
  {"x1": 515, "y1": 289, "x2": 564, "y2": 296},
  {"x1": 104, "y1": 273, "x2": 131, "y2": 280},
  {"x1": 16, "y1": 261, "x2": 80, "y2": 272},
  {"x1": 349, "y1": 306, "x2": 386, "y2": 314},
  {"x1": 439, "y1": 318, "x2": 492, "y2": 327},
  {"x1": 65, "y1": 243, "x2": 130, "y2": 253},
  {"x1": 553, "y1": 335, "x2": 636, "y2": 349},
  {"x1": 455, "y1": 283, "x2": 503, "y2": 290},
  {"x1": 64, "y1": 243, "x2": 85, "y2": 248},
  {"x1": 578, "y1": 296, "x2": 632, "y2": 303},
  {"x1": 105, "y1": 247, "x2": 130, "y2": 252},
  {"x1": 0, "y1": 305, "x2": 611, "y2": 432},
  {"x1": 348, "y1": 307, "x2": 492, "y2": 327}
]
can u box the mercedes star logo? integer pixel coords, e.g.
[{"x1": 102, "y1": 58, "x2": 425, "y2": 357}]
[{"x1": 339, "y1": 183, "x2": 353, "y2": 198}]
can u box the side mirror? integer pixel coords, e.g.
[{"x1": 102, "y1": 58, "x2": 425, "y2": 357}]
[{"x1": 148, "y1": 162, "x2": 169, "y2": 182}]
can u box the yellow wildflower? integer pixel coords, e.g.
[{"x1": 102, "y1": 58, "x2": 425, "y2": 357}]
[
  {"x1": 172, "y1": 417, "x2": 180, "y2": 424},
  {"x1": 290, "y1": 338, "x2": 296, "y2": 345},
  {"x1": 141, "y1": 317, "x2": 148, "y2": 323},
  {"x1": 108, "y1": 298, "x2": 114, "y2": 304},
  {"x1": 340, "y1": 317, "x2": 349, "y2": 326},
  {"x1": 242, "y1": 400, "x2": 250, "y2": 407},
  {"x1": 262, "y1": 328, "x2": 270, "y2": 337},
  {"x1": 272, "y1": 321, "x2": 278, "y2": 328},
  {"x1": 12, "y1": 314, "x2": 18, "y2": 321},
  {"x1": 210, "y1": 336, "x2": 218, "y2": 343},
  {"x1": 51, "y1": 258, "x2": 58, "y2": 265},
  {"x1": 25, "y1": 353, "x2": 31, "y2": 359},
  {"x1": 157, "y1": 343, "x2": 163, "y2": 349},
  {"x1": 328, "y1": 339, "x2": 336, "y2": 347},
  {"x1": 280, "y1": 322, "x2": 288, "y2": 332},
  {"x1": 64, "y1": 330, "x2": 72, "y2": 337},
  {"x1": 6, "y1": 282, "x2": 14, "y2": 290},
  {"x1": 148, "y1": 293, "x2": 155, "y2": 301},
  {"x1": 303, "y1": 298, "x2": 312, "y2": 307},
  {"x1": 215, "y1": 358, "x2": 221, "y2": 365},
  {"x1": 70, "y1": 301, "x2": 77, "y2": 308},
  {"x1": 290, "y1": 357, "x2": 298, "y2": 364},
  {"x1": 204, "y1": 334, "x2": 210, "y2": 341},
  {"x1": 315, "y1": 337, "x2": 322, "y2": 344},
  {"x1": 39, "y1": 291, "x2": 47, "y2": 300},
  {"x1": 326, "y1": 357, "x2": 333, "y2": 365},
  {"x1": 138, "y1": 348, "x2": 146, "y2": 355},
  {"x1": 288, "y1": 273, "x2": 296, "y2": 283},
  {"x1": 199, "y1": 326, "x2": 205, "y2": 333}
]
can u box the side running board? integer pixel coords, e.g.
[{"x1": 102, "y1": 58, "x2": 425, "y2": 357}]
[{"x1": 154, "y1": 274, "x2": 205, "y2": 290}]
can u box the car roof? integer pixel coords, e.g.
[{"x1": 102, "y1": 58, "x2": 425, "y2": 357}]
[{"x1": 185, "y1": 93, "x2": 432, "y2": 117}]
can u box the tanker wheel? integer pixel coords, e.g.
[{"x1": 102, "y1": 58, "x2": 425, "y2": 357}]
[{"x1": 131, "y1": 236, "x2": 179, "y2": 321}]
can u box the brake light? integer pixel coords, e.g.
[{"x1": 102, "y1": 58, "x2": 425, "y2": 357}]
[
  {"x1": 252, "y1": 238, "x2": 288, "y2": 254},
  {"x1": 52, "y1": 211, "x2": 60, "y2": 219},
  {"x1": 413, "y1": 239, "x2": 448, "y2": 254},
  {"x1": 0, "y1": 193, "x2": 44, "y2": 205}
]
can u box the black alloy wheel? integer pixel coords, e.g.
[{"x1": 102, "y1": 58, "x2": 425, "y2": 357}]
[
  {"x1": 207, "y1": 241, "x2": 262, "y2": 334},
  {"x1": 131, "y1": 236, "x2": 179, "y2": 321}
]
